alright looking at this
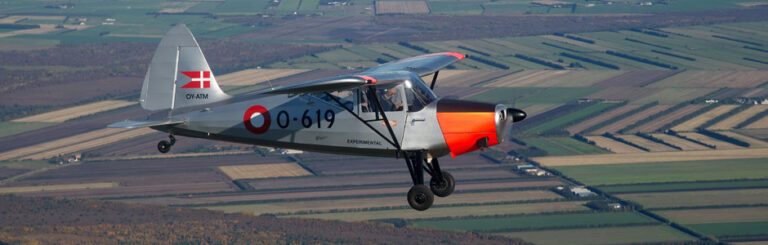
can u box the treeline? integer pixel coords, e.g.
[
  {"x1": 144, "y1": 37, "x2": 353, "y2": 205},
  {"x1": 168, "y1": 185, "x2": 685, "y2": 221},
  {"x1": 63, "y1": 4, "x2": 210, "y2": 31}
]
[
  {"x1": 665, "y1": 130, "x2": 716, "y2": 149},
  {"x1": 696, "y1": 128, "x2": 750, "y2": 147},
  {"x1": 712, "y1": 35, "x2": 763, "y2": 47},
  {"x1": 651, "y1": 50, "x2": 696, "y2": 61},
  {"x1": 458, "y1": 45, "x2": 490, "y2": 56},
  {"x1": 560, "y1": 52, "x2": 620, "y2": 70},
  {"x1": 736, "y1": 107, "x2": 768, "y2": 128},
  {"x1": 624, "y1": 37, "x2": 672, "y2": 50},
  {"x1": 602, "y1": 133, "x2": 650, "y2": 152},
  {"x1": 397, "y1": 42, "x2": 430, "y2": 53},
  {"x1": 469, "y1": 55, "x2": 510, "y2": 69},
  {"x1": 583, "y1": 102, "x2": 657, "y2": 134},
  {"x1": 744, "y1": 57, "x2": 768, "y2": 65},
  {"x1": 0, "y1": 23, "x2": 40, "y2": 30},
  {"x1": 605, "y1": 50, "x2": 678, "y2": 69},
  {"x1": 554, "y1": 33, "x2": 595, "y2": 44},
  {"x1": 658, "y1": 104, "x2": 717, "y2": 132},
  {"x1": 744, "y1": 46, "x2": 768, "y2": 53},
  {"x1": 635, "y1": 132, "x2": 682, "y2": 150},
  {"x1": 629, "y1": 28, "x2": 668, "y2": 38},
  {"x1": 514, "y1": 54, "x2": 564, "y2": 69}
]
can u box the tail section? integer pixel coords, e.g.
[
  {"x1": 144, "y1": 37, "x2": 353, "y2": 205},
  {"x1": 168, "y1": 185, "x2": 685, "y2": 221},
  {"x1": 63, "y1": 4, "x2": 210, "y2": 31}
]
[{"x1": 140, "y1": 24, "x2": 230, "y2": 111}]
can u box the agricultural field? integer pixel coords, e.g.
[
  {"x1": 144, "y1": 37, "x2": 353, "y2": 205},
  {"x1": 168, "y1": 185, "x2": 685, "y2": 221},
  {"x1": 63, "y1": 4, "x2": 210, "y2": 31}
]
[
  {"x1": 671, "y1": 105, "x2": 740, "y2": 131},
  {"x1": 709, "y1": 106, "x2": 768, "y2": 130},
  {"x1": 551, "y1": 158, "x2": 768, "y2": 185},
  {"x1": 495, "y1": 225, "x2": 694, "y2": 245},
  {"x1": 535, "y1": 148, "x2": 768, "y2": 166},
  {"x1": 584, "y1": 136, "x2": 645, "y2": 153},
  {"x1": 12, "y1": 100, "x2": 136, "y2": 123},
  {"x1": 216, "y1": 69, "x2": 311, "y2": 87},
  {"x1": 218, "y1": 163, "x2": 312, "y2": 179},
  {"x1": 648, "y1": 133, "x2": 712, "y2": 150},
  {"x1": 375, "y1": 1, "x2": 430, "y2": 15},
  {"x1": 618, "y1": 188, "x2": 768, "y2": 209},
  {"x1": 598, "y1": 179, "x2": 768, "y2": 193},
  {"x1": 409, "y1": 212, "x2": 656, "y2": 232},
  {"x1": 589, "y1": 105, "x2": 673, "y2": 135},
  {"x1": 677, "y1": 132, "x2": 744, "y2": 150},
  {"x1": 613, "y1": 134, "x2": 678, "y2": 152},
  {"x1": 629, "y1": 104, "x2": 707, "y2": 133},
  {"x1": 522, "y1": 137, "x2": 609, "y2": 156}
]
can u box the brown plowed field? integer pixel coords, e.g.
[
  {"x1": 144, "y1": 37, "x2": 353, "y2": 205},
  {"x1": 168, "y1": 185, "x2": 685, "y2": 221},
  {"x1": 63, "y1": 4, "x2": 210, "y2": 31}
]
[
  {"x1": 590, "y1": 105, "x2": 672, "y2": 135},
  {"x1": 0, "y1": 76, "x2": 141, "y2": 106},
  {"x1": 615, "y1": 135, "x2": 678, "y2": 152},
  {"x1": 671, "y1": 105, "x2": 740, "y2": 131},
  {"x1": 618, "y1": 188, "x2": 768, "y2": 209},
  {"x1": 300, "y1": 153, "x2": 497, "y2": 174},
  {"x1": 585, "y1": 136, "x2": 645, "y2": 153},
  {"x1": 708, "y1": 106, "x2": 768, "y2": 130},
  {"x1": 628, "y1": 104, "x2": 706, "y2": 133},
  {"x1": 678, "y1": 132, "x2": 743, "y2": 150},
  {"x1": 486, "y1": 70, "x2": 620, "y2": 87},
  {"x1": 13, "y1": 100, "x2": 137, "y2": 123},
  {"x1": 649, "y1": 133, "x2": 710, "y2": 151},
  {"x1": 219, "y1": 163, "x2": 312, "y2": 180},
  {"x1": 567, "y1": 104, "x2": 642, "y2": 134},
  {"x1": 216, "y1": 69, "x2": 310, "y2": 86},
  {"x1": 20, "y1": 181, "x2": 236, "y2": 199},
  {"x1": 535, "y1": 148, "x2": 768, "y2": 167},
  {"x1": 744, "y1": 113, "x2": 768, "y2": 129}
]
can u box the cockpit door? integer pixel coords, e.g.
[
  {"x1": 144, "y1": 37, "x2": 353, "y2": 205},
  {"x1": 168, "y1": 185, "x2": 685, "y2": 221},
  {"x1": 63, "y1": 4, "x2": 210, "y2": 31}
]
[{"x1": 359, "y1": 83, "x2": 407, "y2": 148}]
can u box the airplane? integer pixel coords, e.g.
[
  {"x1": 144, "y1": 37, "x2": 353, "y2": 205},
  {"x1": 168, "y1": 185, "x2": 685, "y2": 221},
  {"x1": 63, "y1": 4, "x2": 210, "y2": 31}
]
[{"x1": 109, "y1": 24, "x2": 526, "y2": 211}]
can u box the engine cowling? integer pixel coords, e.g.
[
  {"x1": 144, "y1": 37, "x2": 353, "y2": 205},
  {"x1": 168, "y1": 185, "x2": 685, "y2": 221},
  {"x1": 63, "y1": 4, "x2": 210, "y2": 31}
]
[{"x1": 435, "y1": 99, "x2": 526, "y2": 158}]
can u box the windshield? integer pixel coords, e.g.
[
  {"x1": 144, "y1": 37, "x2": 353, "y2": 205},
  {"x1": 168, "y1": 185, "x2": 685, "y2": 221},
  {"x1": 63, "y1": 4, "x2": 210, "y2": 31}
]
[{"x1": 404, "y1": 76, "x2": 437, "y2": 112}]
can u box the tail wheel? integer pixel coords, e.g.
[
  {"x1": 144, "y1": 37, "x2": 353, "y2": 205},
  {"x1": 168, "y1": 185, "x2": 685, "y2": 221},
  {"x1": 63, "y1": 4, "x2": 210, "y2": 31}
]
[
  {"x1": 429, "y1": 171, "x2": 455, "y2": 197},
  {"x1": 407, "y1": 184, "x2": 434, "y2": 211},
  {"x1": 157, "y1": 140, "x2": 172, "y2": 153}
]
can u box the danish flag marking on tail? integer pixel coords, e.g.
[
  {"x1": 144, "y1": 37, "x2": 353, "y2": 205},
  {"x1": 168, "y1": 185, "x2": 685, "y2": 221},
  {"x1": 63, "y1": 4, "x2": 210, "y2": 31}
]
[{"x1": 180, "y1": 71, "x2": 211, "y2": 89}]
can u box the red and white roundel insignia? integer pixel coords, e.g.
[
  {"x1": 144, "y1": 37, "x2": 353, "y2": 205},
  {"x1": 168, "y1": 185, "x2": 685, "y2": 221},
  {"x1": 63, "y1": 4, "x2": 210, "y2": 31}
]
[{"x1": 243, "y1": 105, "x2": 271, "y2": 134}]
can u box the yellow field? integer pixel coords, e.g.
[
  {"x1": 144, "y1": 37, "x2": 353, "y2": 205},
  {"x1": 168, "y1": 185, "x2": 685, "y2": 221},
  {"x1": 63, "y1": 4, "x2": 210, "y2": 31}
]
[
  {"x1": 718, "y1": 131, "x2": 768, "y2": 147},
  {"x1": 671, "y1": 105, "x2": 740, "y2": 131},
  {"x1": 678, "y1": 132, "x2": 742, "y2": 150},
  {"x1": 745, "y1": 113, "x2": 768, "y2": 129},
  {"x1": 13, "y1": 100, "x2": 137, "y2": 123},
  {"x1": 615, "y1": 135, "x2": 678, "y2": 152},
  {"x1": 285, "y1": 201, "x2": 589, "y2": 221},
  {"x1": 0, "y1": 182, "x2": 116, "y2": 194},
  {"x1": 216, "y1": 69, "x2": 310, "y2": 86},
  {"x1": 657, "y1": 207, "x2": 768, "y2": 224},
  {"x1": 708, "y1": 106, "x2": 768, "y2": 130},
  {"x1": 218, "y1": 163, "x2": 312, "y2": 180},
  {"x1": 534, "y1": 148, "x2": 768, "y2": 166},
  {"x1": 0, "y1": 128, "x2": 155, "y2": 161},
  {"x1": 585, "y1": 136, "x2": 645, "y2": 153},
  {"x1": 649, "y1": 133, "x2": 710, "y2": 151}
]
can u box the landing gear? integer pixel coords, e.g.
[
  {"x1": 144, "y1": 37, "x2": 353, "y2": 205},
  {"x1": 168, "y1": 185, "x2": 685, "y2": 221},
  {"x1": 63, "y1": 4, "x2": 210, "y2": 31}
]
[
  {"x1": 407, "y1": 185, "x2": 434, "y2": 211},
  {"x1": 430, "y1": 171, "x2": 455, "y2": 197},
  {"x1": 157, "y1": 135, "x2": 176, "y2": 153},
  {"x1": 403, "y1": 152, "x2": 454, "y2": 211}
]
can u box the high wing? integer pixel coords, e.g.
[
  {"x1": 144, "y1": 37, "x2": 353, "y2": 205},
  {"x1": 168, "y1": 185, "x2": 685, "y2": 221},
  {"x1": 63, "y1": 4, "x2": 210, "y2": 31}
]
[
  {"x1": 362, "y1": 52, "x2": 465, "y2": 76},
  {"x1": 261, "y1": 52, "x2": 465, "y2": 94}
]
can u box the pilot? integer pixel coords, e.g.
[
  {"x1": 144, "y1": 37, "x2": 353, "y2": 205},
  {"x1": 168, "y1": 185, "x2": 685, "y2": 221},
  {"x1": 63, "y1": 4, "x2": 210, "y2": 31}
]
[{"x1": 382, "y1": 88, "x2": 403, "y2": 111}]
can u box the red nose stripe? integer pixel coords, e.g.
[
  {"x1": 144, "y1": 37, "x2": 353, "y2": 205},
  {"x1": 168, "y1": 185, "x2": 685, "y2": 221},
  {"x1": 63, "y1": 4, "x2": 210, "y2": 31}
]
[{"x1": 436, "y1": 112, "x2": 498, "y2": 158}]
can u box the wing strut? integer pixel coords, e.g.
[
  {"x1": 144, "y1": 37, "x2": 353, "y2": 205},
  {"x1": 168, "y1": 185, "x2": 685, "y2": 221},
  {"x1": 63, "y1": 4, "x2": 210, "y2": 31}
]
[
  {"x1": 323, "y1": 92, "x2": 398, "y2": 149},
  {"x1": 430, "y1": 70, "x2": 439, "y2": 90}
]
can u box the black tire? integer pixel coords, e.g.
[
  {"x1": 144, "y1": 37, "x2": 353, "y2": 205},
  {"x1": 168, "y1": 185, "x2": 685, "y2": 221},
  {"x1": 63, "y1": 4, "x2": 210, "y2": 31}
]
[
  {"x1": 157, "y1": 140, "x2": 171, "y2": 153},
  {"x1": 429, "y1": 171, "x2": 455, "y2": 197},
  {"x1": 407, "y1": 184, "x2": 434, "y2": 211}
]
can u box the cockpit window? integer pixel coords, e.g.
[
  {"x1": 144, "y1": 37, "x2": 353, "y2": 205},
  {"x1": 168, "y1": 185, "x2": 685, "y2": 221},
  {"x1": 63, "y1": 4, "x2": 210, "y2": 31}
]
[
  {"x1": 315, "y1": 90, "x2": 355, "y2": 111},
  {"x1": 404, "y1": 77, "x2": 437, "y2": 112},
  {"x1": 360, "y1": 83, "x2": 404, "y2": 112}
]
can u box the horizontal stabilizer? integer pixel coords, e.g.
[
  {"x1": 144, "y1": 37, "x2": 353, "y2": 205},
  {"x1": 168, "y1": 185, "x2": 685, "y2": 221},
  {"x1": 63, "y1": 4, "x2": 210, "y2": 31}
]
[{"x1": 107, "y1": 120, "x2": 184, "y2": 129}]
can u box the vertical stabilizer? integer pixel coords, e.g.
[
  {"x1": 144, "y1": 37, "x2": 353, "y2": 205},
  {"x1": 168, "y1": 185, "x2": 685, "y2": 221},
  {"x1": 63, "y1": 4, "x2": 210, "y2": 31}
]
[{"x1": 140, "y1": 24, "x2": 230, "y2": 111}]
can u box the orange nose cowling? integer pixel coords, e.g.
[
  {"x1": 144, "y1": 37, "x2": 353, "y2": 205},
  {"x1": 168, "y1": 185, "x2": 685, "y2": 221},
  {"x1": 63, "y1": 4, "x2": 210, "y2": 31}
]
[{"x1": 435, "y1": 100, "x2": 499, "y2": 158}]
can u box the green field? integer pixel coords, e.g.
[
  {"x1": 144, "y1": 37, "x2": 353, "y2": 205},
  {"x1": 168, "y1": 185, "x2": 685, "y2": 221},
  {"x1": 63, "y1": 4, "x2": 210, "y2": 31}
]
[
  {"x1": 688, "y1": 222, "x2": 768, "y2": 238},
  {"x1": 0, "y1": 160, "x2": 50, "y2": 170},
  {"x1": 0, "y1": 121, "x2": 57, "y2": 138},
  {"x1": 554, "y1": 158, "x2": 768, "y2": 186},
  {"x1": 525, "y1": 103, "x2": 618, "y2": 135},
  {"x1": 618, "y1": 188, "x2": 768, "y2": 209},
  {"x1": 428, "y1": 2, "x2": 484, "y2": 15},
  {"x1": 523, "y1": 137, "x2": 608, "y2": 156},
  {"x1": 409, "y1": 212, "x2": 656, "y2": 232},
  {"x1": 598, "y1": 179, "x2": 768, "y2": 193},
  {"x1": 495, "y1": 225, "x2": 694, "y2": 245}
]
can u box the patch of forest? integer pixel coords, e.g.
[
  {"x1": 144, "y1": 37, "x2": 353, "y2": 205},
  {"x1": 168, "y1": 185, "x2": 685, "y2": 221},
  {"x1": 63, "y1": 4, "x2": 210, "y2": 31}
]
[{"x1": 0, "y1": 194, "x2": 523, "y2": 244}]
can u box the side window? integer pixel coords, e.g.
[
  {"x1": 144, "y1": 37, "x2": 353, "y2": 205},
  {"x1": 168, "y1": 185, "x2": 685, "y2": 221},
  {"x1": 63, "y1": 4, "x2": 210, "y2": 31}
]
[
  {"x1": 315, "y1": 90, "x2": 356, "y2": 111},
  {"x1": 360, "y1": 84, "x2": 404, "y2": 112}
]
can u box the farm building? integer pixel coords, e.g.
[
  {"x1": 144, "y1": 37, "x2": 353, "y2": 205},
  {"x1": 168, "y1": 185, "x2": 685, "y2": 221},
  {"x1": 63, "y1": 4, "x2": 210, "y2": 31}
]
[{"x1": 570, "y1": 186, "x2": 596, "y2": 197}]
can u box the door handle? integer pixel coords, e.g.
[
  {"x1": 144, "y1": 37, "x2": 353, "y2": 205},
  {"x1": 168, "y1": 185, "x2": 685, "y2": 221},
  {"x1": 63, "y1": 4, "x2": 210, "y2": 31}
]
[{"x1": 411, "y1": 118, "x2": 426, "y2": 125}]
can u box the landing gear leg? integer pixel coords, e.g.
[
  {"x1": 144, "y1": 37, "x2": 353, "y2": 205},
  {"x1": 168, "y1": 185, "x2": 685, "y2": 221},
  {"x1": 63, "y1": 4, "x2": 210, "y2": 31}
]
[
  {"x1": 157, "y1": 135, "x2": 176, "y2": 154},
  {"x1": 405, "y1": 151, "x2": 434, "y2": 211}
]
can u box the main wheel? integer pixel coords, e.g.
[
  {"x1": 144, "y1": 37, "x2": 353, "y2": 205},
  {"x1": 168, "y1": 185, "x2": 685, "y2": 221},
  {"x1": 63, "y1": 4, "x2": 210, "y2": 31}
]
[
  {"x1": 429, "y1": 171, "x2": 455, "y2": 197},
  {"x1": 407, "y1": 184, "x2": 434, "y2": 211},
  {"x1": 157, "y1": 140, "x2": 172, "y2": 153}
]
